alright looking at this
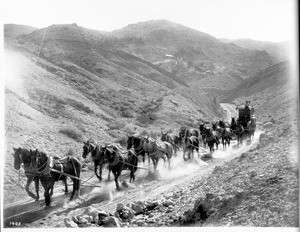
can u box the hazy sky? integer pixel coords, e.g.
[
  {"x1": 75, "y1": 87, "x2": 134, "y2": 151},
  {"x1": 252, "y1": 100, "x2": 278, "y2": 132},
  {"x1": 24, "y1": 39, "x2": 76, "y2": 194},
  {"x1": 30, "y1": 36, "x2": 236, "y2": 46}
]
[{"x1": 1, "y1": 0, "x2": 297, "y2": 42}]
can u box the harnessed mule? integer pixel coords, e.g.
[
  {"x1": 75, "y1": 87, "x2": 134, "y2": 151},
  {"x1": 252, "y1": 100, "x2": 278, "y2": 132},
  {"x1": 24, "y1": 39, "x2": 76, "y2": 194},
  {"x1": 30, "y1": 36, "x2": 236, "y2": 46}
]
[
  {"x1": 100, "y1": 144, "x2": 138, "y2": 190},
  {"x1": 30, "y1": 149, "x2": 81, "y2": 206},
  {"x1": 127, "y1": 135, "x2": 149, "y2": 165},
  {"x1": 183, "y1": 135, "x2": 199, "y2": 160},
  {"x1": 246, "y1": 117, "x2": 256, "y2": 141},
  {"x1": 161, "y1": 131, "x2": 180, "y2": 155},
  {"x1": 82, "y1": 139, "x2": 111, "y2": 181},
  {"x1": 203, "y1": 127, "x2": 219, "y2": 153},
  {"x1": 142, "y1": 137, "x2": 173, "y2": 172}
]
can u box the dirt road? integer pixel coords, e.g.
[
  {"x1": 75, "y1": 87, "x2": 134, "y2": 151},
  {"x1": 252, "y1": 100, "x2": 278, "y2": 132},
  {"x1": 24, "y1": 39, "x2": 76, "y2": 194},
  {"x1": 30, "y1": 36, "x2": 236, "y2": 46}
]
[{"x1": 4, "y1": 103, "x2": 261, "y2": 228}]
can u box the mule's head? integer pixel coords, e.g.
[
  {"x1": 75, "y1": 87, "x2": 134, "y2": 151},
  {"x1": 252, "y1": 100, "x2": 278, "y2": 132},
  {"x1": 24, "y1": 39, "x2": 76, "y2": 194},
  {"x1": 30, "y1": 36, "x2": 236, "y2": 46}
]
[
  {"x1": 161, "y1": 131, "x2": 168, "y2": 142},
  {"x1": 127, "y1": 136, "x2": 133, "y2": 150},
  {"x1": 82, "y1": 141, "x2": 92, "y2": 159},
  {"x1": 179, "y1": 128, "x2": 186, "y2": 138}
]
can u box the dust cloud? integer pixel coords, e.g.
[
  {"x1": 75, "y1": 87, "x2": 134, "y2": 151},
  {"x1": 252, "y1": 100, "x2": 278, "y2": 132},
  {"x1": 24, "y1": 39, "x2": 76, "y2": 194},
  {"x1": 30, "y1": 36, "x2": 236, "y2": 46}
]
[{"x1": 4, "y1": 50, "x2": 28, "y2": 97}]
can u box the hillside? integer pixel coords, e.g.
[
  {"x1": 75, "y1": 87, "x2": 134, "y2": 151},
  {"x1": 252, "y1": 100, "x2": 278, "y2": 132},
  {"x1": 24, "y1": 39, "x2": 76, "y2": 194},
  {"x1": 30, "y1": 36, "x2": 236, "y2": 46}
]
[
  {"x1": 4, "y1": 24, "x2": 38, "y2": 38},
  {"x1": 108, "y1": 20, "x2": 274, "y2": 89},
  {"x1": 219, "y1": 38, "x2": 290, "y2": 63}
]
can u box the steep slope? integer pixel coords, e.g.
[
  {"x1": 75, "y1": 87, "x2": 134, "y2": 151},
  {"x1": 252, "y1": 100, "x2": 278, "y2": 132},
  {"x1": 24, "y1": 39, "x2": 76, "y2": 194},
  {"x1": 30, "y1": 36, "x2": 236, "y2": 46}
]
[
  {"x1": 219, "y1": 38, "x2": 290, "y2": 63},
  {"x1": 222, "y1": 61, "x2": 297, "y2": 125}
]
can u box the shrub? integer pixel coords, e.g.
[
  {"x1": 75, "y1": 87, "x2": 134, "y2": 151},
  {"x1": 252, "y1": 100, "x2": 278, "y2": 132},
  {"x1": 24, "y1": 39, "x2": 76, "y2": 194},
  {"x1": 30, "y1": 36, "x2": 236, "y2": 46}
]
[
  {"x1": 121, "y1": 109, "x2": 134, "y2": 118},
  {"x1": 59, "y1": 127, "x2": 83, "y2": 142}
]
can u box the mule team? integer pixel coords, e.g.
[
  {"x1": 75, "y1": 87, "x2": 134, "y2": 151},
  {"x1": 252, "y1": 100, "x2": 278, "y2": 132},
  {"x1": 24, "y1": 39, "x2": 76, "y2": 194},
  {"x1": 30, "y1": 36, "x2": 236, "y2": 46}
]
[{"x1": 12, "y1": 118, "x2": 256, "y2": 206}]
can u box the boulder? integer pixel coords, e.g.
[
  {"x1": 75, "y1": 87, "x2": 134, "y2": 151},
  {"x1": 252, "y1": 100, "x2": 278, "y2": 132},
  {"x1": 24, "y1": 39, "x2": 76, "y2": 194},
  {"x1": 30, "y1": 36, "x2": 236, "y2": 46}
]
[
  {"x1": 64, "y1": 218, "x2": 78, "y2": 228},
  {"x1": 163, "y1": 199, "x2": 175, "y2": 207},
  {"x1": 131, "y1": 202, "x2": 146, "y2": 215},
  {"x1": 122, "y1": 207, "x2": 135, "y2": 220},
  {"x1": 101, "y1": 216, "x2": 120, "y2": 227}
]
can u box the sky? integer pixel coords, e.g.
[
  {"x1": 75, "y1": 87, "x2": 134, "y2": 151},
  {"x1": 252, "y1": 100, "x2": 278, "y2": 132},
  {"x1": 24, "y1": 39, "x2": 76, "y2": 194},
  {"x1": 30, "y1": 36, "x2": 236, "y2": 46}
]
[{"x1": 0, "y1": 0, "x2": 298, "y2": 42}]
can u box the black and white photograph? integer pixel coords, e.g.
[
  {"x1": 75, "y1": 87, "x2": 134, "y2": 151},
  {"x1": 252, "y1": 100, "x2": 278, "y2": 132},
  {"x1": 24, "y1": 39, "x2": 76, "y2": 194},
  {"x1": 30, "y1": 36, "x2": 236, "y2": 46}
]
[{"x1": 1, "y1": 0, "x2": 298, "y2": 230}]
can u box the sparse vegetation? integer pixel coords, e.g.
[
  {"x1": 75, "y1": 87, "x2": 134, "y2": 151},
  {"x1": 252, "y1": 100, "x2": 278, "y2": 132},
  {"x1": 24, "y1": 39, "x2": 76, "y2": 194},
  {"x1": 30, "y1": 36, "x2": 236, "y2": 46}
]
[{"x1": 59, "y1": 127, "x2": 83, "y2": 142}]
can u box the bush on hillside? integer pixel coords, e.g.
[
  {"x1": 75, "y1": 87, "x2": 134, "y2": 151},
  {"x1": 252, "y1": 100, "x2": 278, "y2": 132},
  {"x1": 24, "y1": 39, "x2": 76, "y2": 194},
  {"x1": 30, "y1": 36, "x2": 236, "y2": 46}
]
[{"x1": 59, "y1": 127, "x2": 83, "y2": 142}]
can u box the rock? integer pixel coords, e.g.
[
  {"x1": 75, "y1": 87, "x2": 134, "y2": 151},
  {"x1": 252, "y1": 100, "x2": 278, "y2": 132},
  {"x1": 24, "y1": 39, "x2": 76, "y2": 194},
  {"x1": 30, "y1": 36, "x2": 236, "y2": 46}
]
[
  {"x1": 71, "y1": 215, "x2": 80, "y2": 224},
  {"x1": 122, "y1": 208, "x2": 135, "y2": 219},
  {"x1": 263, "y1": 122, "x2": 274, "y2": 130},
  {"x1": 163, "y1": 199, "x2": 175, "y2": 207},
  {"x1": 98, "y1": 210, "x2": 110, "y2": 217},
  {"x1": 145, "y1": 201, "x2": 157, "y2": 211},
  {"x1": 78, "y1": 216, "x2": 89, "y2": 224},
  {"x1": 132, "y1": 203, "x2": 145, "y2": 215},
  {"x1": 102, "y1": 216, "x2": 120, "y2": 227},
  {"x1": 83, "y1": 215, "x2": 93, "y2": 223},
  {"x1": 64, "y1": 218, "x2": 78, "y2": 228},
  {"x1": 116, "y1": 203, "x2": 124, "y2": 212},
  {"x1": 83, "y1": 206, "x2": 97, "y2": 214}
]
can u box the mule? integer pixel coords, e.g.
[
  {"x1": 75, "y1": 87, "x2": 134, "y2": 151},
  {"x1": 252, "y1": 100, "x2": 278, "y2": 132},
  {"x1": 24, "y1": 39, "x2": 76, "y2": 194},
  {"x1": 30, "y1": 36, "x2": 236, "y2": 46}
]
[
  {"x1": 12, "y1": 148, "x2": 41, "y2": 201},
  {"x1": 82, "y1": 139, "x2": 111, "y2": 181},
  {"x1": 203, "y1": 127, "x2": 219, "y2": 153},
  {"x1": 179, "y1": 128, "x2": 199, "y2": 139},
  {"x1": 127, "y1": 135, "x2": 149, "y2": 165},
  {"x1": 31, "y1": 149, "x2": 81, "y2": 206},
  {"x1": 142, "y1": 137, "x2": 173, "y2": 171},
  {"x1": 221, "y1": 127, "x2": 232, "y2": 149},
  {"x1": 183, "y1": 135, "x2": 199, "y2": 160},
  {"x1": 12, "y1": 148, "x2": 68, "y2": 201},
  {"x1": 235, "y1": 123, "x2": 245, "y2": 146},
  {"x1": 100, "y1": 144, "x2": 138, "y2": 190},
  {"x1": 161, "y1": 131, "x2": 180, "y2": 155},
  {"x1": 246, "y1": 117, "x2": 256, "y2": 141}
]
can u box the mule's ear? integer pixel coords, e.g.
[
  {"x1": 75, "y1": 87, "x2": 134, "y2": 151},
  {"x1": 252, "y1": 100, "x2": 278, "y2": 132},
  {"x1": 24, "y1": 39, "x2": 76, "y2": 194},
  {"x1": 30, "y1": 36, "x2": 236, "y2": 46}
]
[{"x1": 13, "y1": 147, "x2": 17, "y2": 151}]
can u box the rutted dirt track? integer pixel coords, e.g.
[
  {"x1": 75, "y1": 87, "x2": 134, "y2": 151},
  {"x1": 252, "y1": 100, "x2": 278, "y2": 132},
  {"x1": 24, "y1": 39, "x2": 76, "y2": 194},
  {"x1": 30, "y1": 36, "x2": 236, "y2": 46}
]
[{"x1": 3, "y1": 131, "x2": 260, "y2": 228}]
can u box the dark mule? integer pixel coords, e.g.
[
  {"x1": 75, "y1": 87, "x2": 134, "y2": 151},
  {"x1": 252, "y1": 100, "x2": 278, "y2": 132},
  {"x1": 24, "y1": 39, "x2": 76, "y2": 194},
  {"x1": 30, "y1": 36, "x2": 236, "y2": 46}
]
[
  {"x1": 179, "y1": 128, "x2": 199, "y2": 139},
  {"x1": 221, "y1": 128, "x2": 232, "y2": 149},
  {"x1": 82, "y1": 139, "x2": 111, "y2": 181},
  {"x1": 31, "y1": 149, "x2": 81, "y2": 206},
  {"x1": 100, "y1": 144, "x2": 138, "y2": 190},
  {"x1": 235, "y1": 123, "x2": 245, "y2": 146},
  {"x1": 12, "y1": 148, "x2": 41, "y2": 201},
  {"x1": 203, "y1": 127, "x2": 219, "y2": 153},
  {"x1": 127, "y1": 135, "x2": 149, "y2": 165},
  {"x1": 199, "y1": 123, "x2": 208, "y2": 147},
  {"x1": 161, "y1": 131, "x2": 180, "y2": 155},
  {"x1": 246, "y1": 117, "x2": 256, "y2": 141},
  {"x1": 142, "y1": 137, "x2": 173, "y2": 171},
  {"x1": 183, "y1": 135, "x2": 199, "y2": 160}
]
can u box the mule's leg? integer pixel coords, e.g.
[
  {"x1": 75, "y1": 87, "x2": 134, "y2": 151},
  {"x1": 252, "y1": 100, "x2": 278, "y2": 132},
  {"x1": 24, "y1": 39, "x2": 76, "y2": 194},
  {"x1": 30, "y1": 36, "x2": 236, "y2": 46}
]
[
  {"x1": 63, "y1": 177, "x2": 68, "y2": 194},
  {"x1": 69, "y1": 178, "x2": 79, "y2": 200},
  {"x1": 94, "y1": 162, "x2": 101, "y2": 181},
  {"x1": 107, "y1": 165, "x2": 111, "y2": 181},
  {"x1": 25, "y1": 175, "x2": 37, "y2": 200},
  {"x1": 34, "y1": 178, "x2": 39, "y2": 201},
  {"x1": 113, "y1": 170, "x2": 121, "y2": 190}
]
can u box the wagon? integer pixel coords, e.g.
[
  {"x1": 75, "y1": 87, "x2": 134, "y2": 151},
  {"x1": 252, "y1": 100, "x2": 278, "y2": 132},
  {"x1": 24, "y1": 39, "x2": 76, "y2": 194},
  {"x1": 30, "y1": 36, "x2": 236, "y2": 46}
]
[{"x1": 236, "y1": 101, "x2": 255, "y2": 128}]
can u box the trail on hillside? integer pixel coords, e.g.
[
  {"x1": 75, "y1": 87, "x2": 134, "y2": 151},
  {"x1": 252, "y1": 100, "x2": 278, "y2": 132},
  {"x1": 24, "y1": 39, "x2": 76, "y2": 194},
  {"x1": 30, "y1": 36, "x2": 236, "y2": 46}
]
[{"x1": 3, "y1": 128, "x2": 261, "y2": 228}]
